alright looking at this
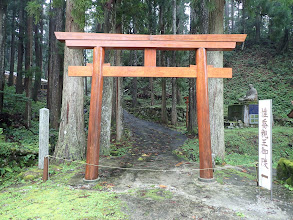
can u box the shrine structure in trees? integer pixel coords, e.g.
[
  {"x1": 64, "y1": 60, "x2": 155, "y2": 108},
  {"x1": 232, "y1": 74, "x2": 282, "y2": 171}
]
[{"x1": 55, "y1": 32, "x2": 246, "y2": 181}]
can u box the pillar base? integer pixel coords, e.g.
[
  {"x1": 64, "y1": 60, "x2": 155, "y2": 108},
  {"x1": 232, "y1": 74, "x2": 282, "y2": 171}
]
[
  {"x1": 198, "y1": 177, "x2": 215, "y2": 183},
  {"x1": 83, "y1": 177, "x2": 100, "y2": 183}
]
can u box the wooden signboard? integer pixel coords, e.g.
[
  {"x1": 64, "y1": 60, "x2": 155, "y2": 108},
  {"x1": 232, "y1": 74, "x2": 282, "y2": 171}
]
[{"x1": 55, "y1": 32, "x2": 246, "y2": 181}]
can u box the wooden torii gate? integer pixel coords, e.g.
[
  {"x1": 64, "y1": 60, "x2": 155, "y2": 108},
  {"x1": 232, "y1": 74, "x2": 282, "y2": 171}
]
[{"x1": 55, "y1": 32, "x2": 246, "y2": 181}]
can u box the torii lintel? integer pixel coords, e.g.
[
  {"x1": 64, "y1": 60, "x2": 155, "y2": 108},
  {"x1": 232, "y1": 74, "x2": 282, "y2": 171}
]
[{"x1": 55, "y1": 32, "x2": 246, "y2": 182}]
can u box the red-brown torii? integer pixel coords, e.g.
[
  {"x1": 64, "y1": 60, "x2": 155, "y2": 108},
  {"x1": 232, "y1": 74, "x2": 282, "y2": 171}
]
[{"x1": 55, "y1": 32, "x2": 246, "y2": 181}]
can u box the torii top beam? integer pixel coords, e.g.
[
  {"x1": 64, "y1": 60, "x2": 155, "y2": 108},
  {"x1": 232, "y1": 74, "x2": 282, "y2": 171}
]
[
  {"x1": 55, "y1": 32, "x2": 246, "y2": 182},
  {"x1": 55, "y1": 32, "x2": 246, "y2": 50}
]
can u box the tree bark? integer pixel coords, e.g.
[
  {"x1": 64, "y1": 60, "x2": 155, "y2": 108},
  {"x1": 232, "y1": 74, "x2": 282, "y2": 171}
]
[
  {"x1": 100, "y1": 2, "x2": 114, "y2": 155},
  {"x1": 115, "y1": 0, "x2": 123, "y2": 142},
  {"x1": 171, "y1": 0, "x2": 177, "y2": 125},
  {"x1": 24, "y1": 11, "x2": 33, "y2": 128},
  {"x1": 0, "y1": 0, "x2": 7, "y2": 113},
  {"x1": 8, "y1": 7, "x2": 16, "y2": 86},
  {"x1": 159, "y1": 3, "x2": 168, "y2": 124},
  {"x1": 188, "y1": 2, "x2": 197, "y2": 135},
  {"x1": 255, "y1": 13, "x2": 261, "y2": 43},
  {"x1": 131, "y1": 50, "x2": 138, "y2": 108},
  {"x1": 208, "y1": 0, "x2": 225, "y2": 159},
  {"x1": 54, "y1": 0, "x2": 86, "y2": 160},
  {"x1": 241, "y1": 0, "x2": 246, "y2": 34},
  {"x1": 32, "y1": 22, "x2": 42, "y2": 102},
  {"x1": 231, "y1": 0, "x2": 234, "y2": 33},
  {"x1": 48, "y1": 0, "x2": 64, "y2": 129},
  {"x1": 148, "y1": 0, "x2": 154, "y2": 106},
  {"x1": 16, "y1": 0, "x2": 24, "y2": 94},
  {"x1": 224, "y1": 0, "x2": 229, "y2": 33}
]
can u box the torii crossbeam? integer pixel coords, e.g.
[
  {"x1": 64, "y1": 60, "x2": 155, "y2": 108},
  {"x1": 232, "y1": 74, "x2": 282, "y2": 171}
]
[{"x1": 55, "y1": 32, "x2": 246, "y2": 181}]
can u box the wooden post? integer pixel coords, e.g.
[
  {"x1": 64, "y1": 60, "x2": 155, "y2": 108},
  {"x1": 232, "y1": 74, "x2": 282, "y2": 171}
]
[
  {"x1": 84, "y1": 46, "x2": 105, "y2": 180},
  {"x1": 196, "y1": 48, "x2": 213, "y2": 179},
  {"x1": 144, "y1": 49, "x2": 156, "y2": 66},
  {"x1": 42, "y1": 156, "x2": 48, "y2": 182}
]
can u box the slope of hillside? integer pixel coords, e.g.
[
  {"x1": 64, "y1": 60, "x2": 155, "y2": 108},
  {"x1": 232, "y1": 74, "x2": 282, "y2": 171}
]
[{"x1": 224, "y1": 44, "x2": 293, "y2": 121}]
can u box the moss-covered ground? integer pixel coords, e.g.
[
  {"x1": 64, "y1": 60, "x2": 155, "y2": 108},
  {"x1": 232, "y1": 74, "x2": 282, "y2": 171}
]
[{"x1": 0, "y1": 163, "x2": 128, "y2": 220}]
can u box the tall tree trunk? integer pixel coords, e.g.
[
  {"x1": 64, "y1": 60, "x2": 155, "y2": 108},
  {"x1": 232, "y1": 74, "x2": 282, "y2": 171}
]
[
  {"x1": 24, "y1": 11, "x2": 33, "y2": 128},
  {"x1": 188, "y1": 3, "x2": 197, "y2": 135},
  {"x1": 231, "y1": 0, "x2": 234, "y2": 33},
  {"x1": 149, "y1": 78, "x2": 154, "y2": 106},
  {"x1": 171, "y1": 0, "x2": 177, "y2": 125},
  {"x1": 32, "y1": 22, "x2": 42, "y2": 101},
  {"x1": 47, "y1": 0, "x2": 53, "y2": 110},
  {"x1": 100, "y1": 3, "x2": 114, "y2": 155},
  {"x1": 131, "y1": 50, "x2": 138, "y2": 108},
  {"x1": 159, "y1": 3, "x2": 168, "y2": 124},
  {"x1": 200, "y1": 0, "x2": 209, "y2": 34},
  {"x1": 0, "y1": 0, "x2": 7, "y2": 113},
  {"x1": 48, "y1": 0, "x2": 64, "y2": 129},
  {"x1": 148, "y1": 0, "x2": 154, "y2": 106},
  {"x1": 16, "y1": 0, "x2": 24, "y2": 94},
  {"x1": 54, "y1": 0, "x2": 86, "y2": 160},
  {"x1": 115, "y1": 0, "x2": 123, "y2": 141},
  {"x1": 279, "y1": 28, "x2": 289, "y2": 53},
  {"x1": 255, "y1": 13, "x2": 261, "y2": 43},
  {"x1": 8, "y1": 7, "x2": 16, "y2": 86},
  {"x1": 241, "y1": 0, "x2": 246, "y2": 34},
  {"x1": 208, "y1": 0, "x2": 225, "y2": 159},
  {"x1": 224, "y1": 0, "x2": 229, "y2": 33},
  {"x1": 188, "y1": 78, "x2": 197, "y2": 135}
]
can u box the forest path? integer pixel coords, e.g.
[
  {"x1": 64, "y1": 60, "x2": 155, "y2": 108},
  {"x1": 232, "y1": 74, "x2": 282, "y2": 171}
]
[{"x1": 74, "y1": 111, "x2": 292, "y2": 219}]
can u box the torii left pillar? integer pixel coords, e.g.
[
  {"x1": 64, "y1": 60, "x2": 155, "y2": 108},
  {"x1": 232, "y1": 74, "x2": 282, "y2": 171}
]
[
  {"x1": 196, "y1": 48, "x2": 213, "y2": 179},
  {"x1": 85, "y1": 47, "x2": 104, "y2": 180}
]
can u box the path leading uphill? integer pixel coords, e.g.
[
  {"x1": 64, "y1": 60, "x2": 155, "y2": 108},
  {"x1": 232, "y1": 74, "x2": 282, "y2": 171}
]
[{"x1": 74, "y1": 111, "x2": 292, "y2": 219}]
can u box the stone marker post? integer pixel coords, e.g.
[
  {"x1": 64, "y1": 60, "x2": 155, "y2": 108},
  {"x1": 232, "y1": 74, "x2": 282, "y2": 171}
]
[{"x1": 39, "y1": 108, "x2": 49, "y2": 169}]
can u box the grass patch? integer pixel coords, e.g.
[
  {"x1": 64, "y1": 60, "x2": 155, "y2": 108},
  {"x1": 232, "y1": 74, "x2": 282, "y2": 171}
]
[
  {"x1": 225, "y1": 126, "x2": 293, "y2": 168},
  {"x1": 0, "y1": 161, "x2": 128, "y2": 219},
  {"x1": 173, "y1": 138, "x2": 199, "y2": 162},
  {"x1": 173, "y1": 126, "x2": 293, "y2": 169},
  {"x1": 0, "y1": 183, "x2": 127, "y2": 219},
  {"x1": 214, "y1": 168, "x2": 257, "y2": 185},
  {"x1": 136, "y1": 188, "x2": 173, "y2": 201}
]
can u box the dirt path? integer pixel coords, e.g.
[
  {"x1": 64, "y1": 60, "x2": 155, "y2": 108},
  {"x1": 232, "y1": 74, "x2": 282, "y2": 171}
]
[{"x1": 76, "y1": 111, "x2": 292, "y2": 219}]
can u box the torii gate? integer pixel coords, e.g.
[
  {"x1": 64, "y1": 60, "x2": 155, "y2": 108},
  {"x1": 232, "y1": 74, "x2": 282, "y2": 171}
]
[{"x1": 55, "y1": 32, "x2": 246, "y2": 181}]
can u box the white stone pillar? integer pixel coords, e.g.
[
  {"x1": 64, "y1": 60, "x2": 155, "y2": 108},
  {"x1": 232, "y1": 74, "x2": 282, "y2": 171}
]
[{"x1": 39, "y1": 108, "x2": 49, "y2": 169}]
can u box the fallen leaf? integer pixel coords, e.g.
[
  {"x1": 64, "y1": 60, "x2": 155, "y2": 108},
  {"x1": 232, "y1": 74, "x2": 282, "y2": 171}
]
[
  {"x1": 175, "y1": 162, "x2": 184, "y2": 167},
  {"x1": 159, "y1": 185, "x2": 167, "y2": 188},
  {"x1": 106, "y1": 183, "x2": 115, "y2": 188}
]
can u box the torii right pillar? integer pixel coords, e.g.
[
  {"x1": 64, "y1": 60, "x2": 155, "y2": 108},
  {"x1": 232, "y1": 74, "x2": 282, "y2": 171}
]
[{"x1": 196, "y1": 48, "x2": 213, "y2": 180}]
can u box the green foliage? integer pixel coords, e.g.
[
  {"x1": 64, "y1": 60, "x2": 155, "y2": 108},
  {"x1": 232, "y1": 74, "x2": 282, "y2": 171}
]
[
  {"x1": 0, "y1": 86, "x2": 46, "y2": 178},
  {"x1": 236, "y1": 212, "x2": 245, "y2": 217},
  {"x1": 173, "y1": 138, "x2": 199, "y2": 161},
  {"x1": 52, "y1": 0, "x2": 64, "y2": 8},
  {"x1": 72, "y1": 0, "x2": 92, "y2": 29},
  {"x1": 25, "y1": 0, "x2": 43, "y2": 24},
  {"x1": 173, "y1": 126, "x2": 292, "y2": 169},
  {"x1": 225, "y1": 127, "x2": 293, "y2": 167},
  {"x1": 277, "y1": 158, "x2": 293, "y2": 186},
  {"x1": 224, "y1": 44, "x2": 293, "y2": 120},
  {"x1": 284, "y1": 183, "x2": 293, "y2": 191}
]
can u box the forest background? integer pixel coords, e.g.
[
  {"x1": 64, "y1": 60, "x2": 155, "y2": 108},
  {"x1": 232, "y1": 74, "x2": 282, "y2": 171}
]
[{"x1": 0, "y1": 0, "x2": 292, "y2": 180}]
